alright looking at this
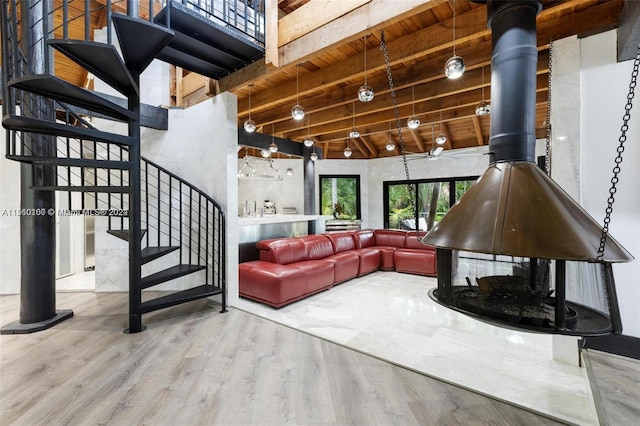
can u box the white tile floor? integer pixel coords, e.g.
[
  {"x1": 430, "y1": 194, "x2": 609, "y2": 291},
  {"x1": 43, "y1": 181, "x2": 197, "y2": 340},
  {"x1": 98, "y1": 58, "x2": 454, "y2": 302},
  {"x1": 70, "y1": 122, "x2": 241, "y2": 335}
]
[{"x1": 236, "y1": 271, "x2": 599, "y2": 425}]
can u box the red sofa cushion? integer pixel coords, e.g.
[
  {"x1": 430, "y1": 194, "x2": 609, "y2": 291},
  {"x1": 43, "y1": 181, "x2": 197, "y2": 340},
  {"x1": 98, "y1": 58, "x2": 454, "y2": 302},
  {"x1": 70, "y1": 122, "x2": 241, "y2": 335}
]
[
  {"x1": 373, "y1": 229, "x2": 407, "y2": 248},
  {"x1": 325, "y1": 232, "x2": 357, "y2": 253},
  {"x1": 327, "y1": 251, "x2": 360, "y2": 284},
  {"x1": 299, "y1": 234, "x2": 334, "y2": 260},
  {"x1": 353, "y1": 229, "x2": 376, "y2": 248},
  {"x1": 404, "y1": 231, "x2": 428, "y2": 249},
  {"x1": 394, "y1": 249, "x2": 437, "y2": 276},
  {"x1": 353, "y1": 248, "x2": 381, "y2": 276},
  {"x1": 257, "y1": 238, "x2": 307, "y2": 264}
]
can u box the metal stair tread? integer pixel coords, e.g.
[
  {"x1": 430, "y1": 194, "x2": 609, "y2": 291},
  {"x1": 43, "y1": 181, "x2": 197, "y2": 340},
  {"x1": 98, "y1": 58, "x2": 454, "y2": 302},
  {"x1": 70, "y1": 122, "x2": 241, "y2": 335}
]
[
  {"x1": 138, "y1": 284, "x2": 222, "y2": 314},
  {"x1": 107, "y1": 229, "x2": 147, "y2": 241},
  {"x1": 2, "y1": 115, "x2": 135, "y2": 146},
  {"x1": 8, "y1": 75, "x2": 133, "y2": 121},
  {"x1": 48, "y1": 40, "x2": 139, "y2": 97},
  {"x1": 141, "y1": 246, "x2": 180, "y2": 264},
  {"x1": 140, "y1": 264, "x2": 206, "y2": 289},
  {"x1": 111, "y1": 13, "x2": 174, "y2": 75}
]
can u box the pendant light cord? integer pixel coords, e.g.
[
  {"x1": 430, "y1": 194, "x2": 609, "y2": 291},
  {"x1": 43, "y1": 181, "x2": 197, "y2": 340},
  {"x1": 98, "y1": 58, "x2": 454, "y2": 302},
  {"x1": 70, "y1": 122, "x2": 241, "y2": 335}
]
[
  {"x1": 452, "y1": 0, "x2": 456, "y2": 56},
  {"x1": 363, "y1": 35, "x2": 368, "y2": 85},
  {"x1": 597, "y1": 39, "x2": 640, "y2": 261},
  {"x1": 545, "y1": 40, "x2": 553, "y2": 175}
]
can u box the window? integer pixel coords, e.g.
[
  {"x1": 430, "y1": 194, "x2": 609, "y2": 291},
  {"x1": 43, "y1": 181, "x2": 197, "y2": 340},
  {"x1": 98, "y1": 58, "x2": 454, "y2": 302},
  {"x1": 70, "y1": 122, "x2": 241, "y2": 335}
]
[
  {"x1": 319, "y1": 175, "x2": 361, "y2": 219},
  {"x1": 384, "y1": 176, "x2": 478, "y2": 230}
]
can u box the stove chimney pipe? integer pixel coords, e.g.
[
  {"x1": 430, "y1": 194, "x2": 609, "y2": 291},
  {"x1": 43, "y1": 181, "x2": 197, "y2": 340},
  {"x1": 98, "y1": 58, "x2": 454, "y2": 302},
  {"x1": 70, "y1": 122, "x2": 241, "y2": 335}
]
[{"x1": 486, "y1": 0, "x2": 542, "y2": 163}]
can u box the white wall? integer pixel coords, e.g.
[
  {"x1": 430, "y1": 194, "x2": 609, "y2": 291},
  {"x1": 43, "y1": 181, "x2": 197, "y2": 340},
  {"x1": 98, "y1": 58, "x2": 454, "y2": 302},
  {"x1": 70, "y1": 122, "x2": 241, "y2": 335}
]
[
  {"x1": 238, "y1": 157, "x2": 304, "y2": 214},
  {"x1": 578, "y1": 31, "x2": 640, "y2": 337},
  {"x1": 0, "y1": 124, "x2": 21, "y2": 294}
]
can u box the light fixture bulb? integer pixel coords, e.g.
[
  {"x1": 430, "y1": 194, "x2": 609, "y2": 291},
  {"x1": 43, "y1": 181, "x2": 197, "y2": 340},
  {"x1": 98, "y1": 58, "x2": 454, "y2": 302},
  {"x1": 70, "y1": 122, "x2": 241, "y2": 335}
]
[
  {"x1": 445, "y1": 55, "x2": 466, "y2": 79},
  {"x1": 291, "y1": 104, "x2": 305, "y2": 120},
  {"x1": 243, "y1": 118, "x2": 256, "y2": 133},
  {"x1": 435, "y1": 133, "x2": 447, "y2": 145},
  {"x1": 310, "y1": 151, "x2": 318, "y2": 161},
  {"x1": 286, "y1": 167, "x2": 294, "y2": 176},
  {"x1": 260, "y1": 149, "x2": 271, "y2": 158},
  {"x1": 386, "y1": 141, "x2": 396, "y2": 151},
  {"x1": 407, "y1": 116, "x2": 420, "y2": 129},
  {"x1": 269, "y1": 142, "x2": 278, "y2": 153},
  {"x1": 349, "y1": 129, "x2": 360, "y2": 138},
  {"x1": 358, "y1": 84, "x2": 375, "y2": 102},
  {"x1": 475, "y1": 100, "x2": 491, "y2": 116},
  {"x1": 343, "y1": 146, "x2": 353, "y2": 158},
  {"x1": 303, "y1": 138, "x2": 314, "y2": 147}
]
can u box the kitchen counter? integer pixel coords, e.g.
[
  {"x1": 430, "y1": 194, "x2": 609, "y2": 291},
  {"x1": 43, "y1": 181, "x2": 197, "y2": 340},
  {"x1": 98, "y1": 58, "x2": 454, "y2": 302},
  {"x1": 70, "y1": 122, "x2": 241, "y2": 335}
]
[{"x1": 238, "y1": 214, "x2": 326, "y2": 226}]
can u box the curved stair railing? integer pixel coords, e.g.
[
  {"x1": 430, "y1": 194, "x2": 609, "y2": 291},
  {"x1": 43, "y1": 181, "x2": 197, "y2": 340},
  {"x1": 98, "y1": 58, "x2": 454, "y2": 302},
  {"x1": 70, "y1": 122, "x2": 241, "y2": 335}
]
[{"x1": 1, "y1": 0, "x2": 228, "y2": 332}]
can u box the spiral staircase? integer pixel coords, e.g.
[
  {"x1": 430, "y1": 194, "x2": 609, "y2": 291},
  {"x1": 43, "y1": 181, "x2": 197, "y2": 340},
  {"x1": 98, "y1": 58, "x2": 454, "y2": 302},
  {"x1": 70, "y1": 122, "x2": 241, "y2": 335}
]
[{"x1": 1, "y1": 1, "x2": 263, "y2": 332}]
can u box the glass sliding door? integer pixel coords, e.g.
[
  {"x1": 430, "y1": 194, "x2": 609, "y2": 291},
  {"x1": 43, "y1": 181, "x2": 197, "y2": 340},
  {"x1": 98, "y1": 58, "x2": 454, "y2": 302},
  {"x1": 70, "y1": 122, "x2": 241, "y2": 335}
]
[{"x1": 384, "y1": 176, "x2": 479, "y2": 230}]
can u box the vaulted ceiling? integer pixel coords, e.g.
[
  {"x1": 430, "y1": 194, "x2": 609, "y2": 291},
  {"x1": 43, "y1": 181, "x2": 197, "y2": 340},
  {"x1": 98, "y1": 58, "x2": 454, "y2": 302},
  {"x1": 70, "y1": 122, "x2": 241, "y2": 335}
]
[
  {"x1": 225, "y1": 0, "x2": 626, "y2": 159},
  {"x1": 49, "y1": 0, "x2": 629, "y2": 160}
]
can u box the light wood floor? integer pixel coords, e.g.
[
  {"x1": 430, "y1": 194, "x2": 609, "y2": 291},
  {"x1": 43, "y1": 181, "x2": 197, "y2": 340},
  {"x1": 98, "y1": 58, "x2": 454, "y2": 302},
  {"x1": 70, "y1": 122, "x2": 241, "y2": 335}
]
[{"x1": 0, "y1": 292, "x2": 634, "y2": 426}]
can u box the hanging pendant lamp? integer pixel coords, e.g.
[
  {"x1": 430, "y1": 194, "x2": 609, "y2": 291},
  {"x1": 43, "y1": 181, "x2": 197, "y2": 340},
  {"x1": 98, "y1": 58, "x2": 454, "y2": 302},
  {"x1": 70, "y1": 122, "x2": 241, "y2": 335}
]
[
  {"x1": 269, "y1": 123, "x2": 279, "y2": 153},
  {"x1": 291, "y1": 64, "x2": 305, "y2": 120},
  {"x1": 386, "y1": 122, "x2": 396, "y2": 151},
  {"x1": 407, "y1": 85, "x2": 421, "y2": 129},
  {"x1": 343, "y1": 139, "x2": 353, "y2": 158},
  {"x1": 349, "y1": 102, "x2": 360, "y2": 138},
  {"x1": 303, "y1": 114, "x2": 314, "y2": 147},
  {"x1": 475, "y1": 66, "x2": 491, "y2": 116},
  {"x1": 444, "y1": 0, "x2": 466, "y2": 79},
  {"x1": 310, "y1": 146, "x2": 318, "y2": 161},
  {"x1": 436, "y1": 111, "x2": 447, "y2": 145},
  {"x1": 243, "y1": 84, "x2": 256, "y2": 132},
  {"x1": 358, "y1": 35, "x2": 375, "y2": 102}
]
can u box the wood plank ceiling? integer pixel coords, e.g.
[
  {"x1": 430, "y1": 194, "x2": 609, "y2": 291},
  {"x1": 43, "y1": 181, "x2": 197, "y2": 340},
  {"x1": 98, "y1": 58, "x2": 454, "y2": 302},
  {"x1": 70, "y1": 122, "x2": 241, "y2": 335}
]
[
  {"x1": 50, "y1": 0, "x2": 625, "y2": 160},
  {"x1": 227, "y1": 0, "x2": 625, "y2": 159}
]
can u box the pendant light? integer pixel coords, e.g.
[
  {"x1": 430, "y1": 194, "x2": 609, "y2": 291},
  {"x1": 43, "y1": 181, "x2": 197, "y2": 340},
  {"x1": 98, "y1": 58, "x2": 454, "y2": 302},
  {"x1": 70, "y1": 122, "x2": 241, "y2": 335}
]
[
  {"x1": 407, "y1": 85, "x2": 421, "y2": 129},
  {"x1": 310, "y1": 146, "x2": 318, "y2": 161},
  {"x1": 291, "y1": 64, "x2": 305, "y2": 120},
  {"x1": 475, "y1": 66, "x2": 491, "y2": 116},
  {"x1": 269, "y1": 123, "x2": 279, "y2": 153},
  {"x1": 444, "y1": 0, "x2": 465, "y2": 79},
  {"x1": 238, "y1": 147, "x2": 256, "y2": 178},
  {"x1": 349, "y1": 102, "x2": 360, "y2": 138},
  {"x1": 436, "y1": 111, "x2": 447, "y2": 145},
  {"x1": 386, "y1": 122, "x2": 396, "y2": 151},
  {"x1": 429, "y1": 124, "x2": 443, "y2": 159},
  {"x1": 243, "y1": 84, "x2": 256, "y2": 132},
  {"x1": 286, "y1": 155, "x2": 294, "y2": 175},
  {"x1": 303, "y1": 114, "x2": 314, "y2": 147},
  {"x1": 343, "y1": 140, "x2": 353, "y2": 158},
  {"x1": 358, "y1": 35, "x2": 375, "y2": 102}
]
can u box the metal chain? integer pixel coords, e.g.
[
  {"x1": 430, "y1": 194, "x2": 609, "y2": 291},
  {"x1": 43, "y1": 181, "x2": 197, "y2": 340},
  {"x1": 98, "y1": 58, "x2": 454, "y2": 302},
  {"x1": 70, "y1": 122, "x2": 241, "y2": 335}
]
[
  {"x1": 597, "y1": 40, "x2": 640, "y2": 261},
  {"x1": 380, "y1": 30, "x2": 418, "y2": 229},
  {"x1": 545, "y1": 38, "x2": 553, "y2": 176}
]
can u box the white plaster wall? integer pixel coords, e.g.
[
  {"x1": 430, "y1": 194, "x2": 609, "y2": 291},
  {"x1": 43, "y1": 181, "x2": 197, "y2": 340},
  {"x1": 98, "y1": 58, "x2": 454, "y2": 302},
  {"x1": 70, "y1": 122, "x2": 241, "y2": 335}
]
[
  {"x1": 0, "y1": 124, "x2": 21, "y2": 294},
  {"x1": 238, "y1": 157, "x2": 304, "y2": 214},
  {"x1": 578, "y1": 31, "x2": 640, "y2": 337}
]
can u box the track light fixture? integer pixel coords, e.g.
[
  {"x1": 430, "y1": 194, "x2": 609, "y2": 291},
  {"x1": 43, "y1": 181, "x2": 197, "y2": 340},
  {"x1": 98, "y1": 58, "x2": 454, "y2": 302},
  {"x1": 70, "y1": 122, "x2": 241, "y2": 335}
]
[
  {"x1": 444, "y1": 0, "x2": 465, "y2": 79},
  {"x1": 358, "y1": 35, "x2": 375, "y2": 102},
  {"x1": 291, "y1": 64, "x2": 305, "y2": 120},
  {"x1": 243, "y1": 84, "x2": 256, "y2": 132}
]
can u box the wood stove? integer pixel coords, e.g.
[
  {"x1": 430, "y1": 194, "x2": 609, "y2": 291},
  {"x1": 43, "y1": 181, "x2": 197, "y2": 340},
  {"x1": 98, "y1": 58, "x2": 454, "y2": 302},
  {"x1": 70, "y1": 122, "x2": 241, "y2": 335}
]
[{"x1": 422, "y1": 0, "x2": 633, "y2": 336}]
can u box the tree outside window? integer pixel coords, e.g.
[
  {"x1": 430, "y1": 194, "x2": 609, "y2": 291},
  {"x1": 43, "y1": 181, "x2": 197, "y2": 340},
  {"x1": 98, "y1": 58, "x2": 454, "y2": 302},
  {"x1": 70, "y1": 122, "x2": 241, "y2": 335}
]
[{"x1": 320, "y1": 175, "x2": 361, "y2": 219}]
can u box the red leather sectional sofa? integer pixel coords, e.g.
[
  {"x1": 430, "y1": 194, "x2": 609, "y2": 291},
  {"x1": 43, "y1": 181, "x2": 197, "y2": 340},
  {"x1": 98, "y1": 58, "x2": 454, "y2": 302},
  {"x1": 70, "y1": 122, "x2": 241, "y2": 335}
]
[{"x1": 238, "y1": 229, "x2": 437, "y2": 308}]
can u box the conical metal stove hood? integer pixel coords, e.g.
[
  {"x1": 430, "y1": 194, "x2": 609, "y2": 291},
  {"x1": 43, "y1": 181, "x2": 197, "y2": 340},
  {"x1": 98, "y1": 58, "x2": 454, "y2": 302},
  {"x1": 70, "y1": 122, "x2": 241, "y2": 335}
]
[{"x1": 423, "y1": 0, "x2": 632, "y2": 263}]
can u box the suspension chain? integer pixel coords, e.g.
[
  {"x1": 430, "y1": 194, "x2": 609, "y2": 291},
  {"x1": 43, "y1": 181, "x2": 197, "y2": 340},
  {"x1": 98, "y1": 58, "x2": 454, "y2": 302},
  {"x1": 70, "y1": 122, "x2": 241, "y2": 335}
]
[
  {"x1": 597, "y1": 40, "x2": 640, "y2": 261},
  {"x1": 545, "y1": 39, "x2": 553, "y2": 176},
  {"x1": 380, "y1": 30, "x2": 417, "y2": 225}
]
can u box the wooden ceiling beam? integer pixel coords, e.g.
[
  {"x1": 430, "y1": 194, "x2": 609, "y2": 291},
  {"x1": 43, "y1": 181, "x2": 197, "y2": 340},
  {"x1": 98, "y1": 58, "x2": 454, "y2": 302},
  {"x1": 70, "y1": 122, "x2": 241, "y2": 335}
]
[
  {"x1": 472, "y1": 115, "x2": 484, "y2": 146},
  {"x1": 408, "y1": 128, "x2": 426, "y2": 153}
]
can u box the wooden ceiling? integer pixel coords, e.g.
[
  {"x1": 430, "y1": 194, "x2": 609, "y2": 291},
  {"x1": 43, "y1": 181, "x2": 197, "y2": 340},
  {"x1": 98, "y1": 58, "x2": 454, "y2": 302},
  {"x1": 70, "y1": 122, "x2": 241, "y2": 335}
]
[
  {"x1": 226, "y1": 0, "x2": 625, "y2": 159},
  {"x1": 49, "y1": 0, "x2": 626, "y2": 159}
]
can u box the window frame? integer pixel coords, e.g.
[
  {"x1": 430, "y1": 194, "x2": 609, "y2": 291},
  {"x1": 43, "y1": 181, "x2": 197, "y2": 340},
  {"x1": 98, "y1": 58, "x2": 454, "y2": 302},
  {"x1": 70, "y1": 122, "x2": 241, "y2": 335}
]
[{"x1": 319, "y1": 174, "x2": 362, "y2": 219}]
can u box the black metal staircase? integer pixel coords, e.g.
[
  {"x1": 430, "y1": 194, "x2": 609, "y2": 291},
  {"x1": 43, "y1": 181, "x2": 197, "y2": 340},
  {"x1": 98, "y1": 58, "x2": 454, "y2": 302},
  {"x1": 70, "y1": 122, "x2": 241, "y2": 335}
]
[{"x1": 0, "y1": 0, "x2": 251, "y2": 332}]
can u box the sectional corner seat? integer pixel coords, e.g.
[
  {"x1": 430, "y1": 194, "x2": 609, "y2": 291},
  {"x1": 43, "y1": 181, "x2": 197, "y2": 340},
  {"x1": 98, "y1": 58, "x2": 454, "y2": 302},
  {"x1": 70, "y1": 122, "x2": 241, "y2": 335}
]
[{"x1": 238, "y1": 229, "x2": 437, "y2": 308}]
